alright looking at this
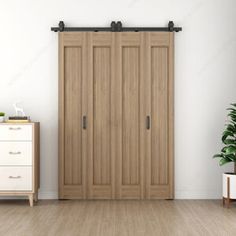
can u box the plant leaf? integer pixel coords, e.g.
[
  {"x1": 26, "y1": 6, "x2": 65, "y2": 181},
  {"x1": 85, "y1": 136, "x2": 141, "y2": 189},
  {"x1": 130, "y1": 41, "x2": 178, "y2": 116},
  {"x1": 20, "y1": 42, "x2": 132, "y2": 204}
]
[
  {"x1": 228, "y1": 115, "x2": 236, "y2": 122},
  {"x1": 228, "y1": 110, "x2": 236, "y2": 116},
  {"x1": 219, "y1": 157, "x2": 232, "y2": 166},
  {"x1": 221, "y1": 146, "x2": 228, "y2": 153},
  {"x1": 222, "y1": 130, "x2": 235, "y2": 142},
  {"x1": 213, "y1": 154, "x2": 223, "y2": 158},
  {"x1": 224, "y1": 153, "x2": 236, "y2": 161},
  {"x1": 214, "y1": 103, "x2": 236, "y2": 167},
  {"x1": 227, "y1": 108, "x2": 236, "y2": 112},
  {"x1": 229, "y1": 121, "x2": 236, "y2": 127},
  {"x1": 228, "y1": 113, "x2": 236, "y2": 118},
  {"x1": 224, "y1": 145, "x2": 236, "y2": 154},
  {"x1": 226, "y1": 124, "x2": 236, "y2": 133},
  {"x1": 223, "y1": 139, "x2": 236, "y2": 145}
]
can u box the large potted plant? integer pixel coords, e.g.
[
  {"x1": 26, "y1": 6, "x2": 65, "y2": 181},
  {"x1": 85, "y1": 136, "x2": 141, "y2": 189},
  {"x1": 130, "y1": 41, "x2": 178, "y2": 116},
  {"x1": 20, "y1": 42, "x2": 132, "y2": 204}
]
[{"x1": 213, "y1": 103, "x2": 236, "y2": 207}]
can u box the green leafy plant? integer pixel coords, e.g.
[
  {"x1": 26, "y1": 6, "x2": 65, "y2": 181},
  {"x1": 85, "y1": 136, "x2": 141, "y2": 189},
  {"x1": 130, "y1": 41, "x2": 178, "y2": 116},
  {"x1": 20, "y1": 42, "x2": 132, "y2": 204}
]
[
  {"x1": 0, "y1": 112, "x2": 5, "y2": 117},
  {"x1": 213, "y1": 103, "x2": 236, "y2": 172}
]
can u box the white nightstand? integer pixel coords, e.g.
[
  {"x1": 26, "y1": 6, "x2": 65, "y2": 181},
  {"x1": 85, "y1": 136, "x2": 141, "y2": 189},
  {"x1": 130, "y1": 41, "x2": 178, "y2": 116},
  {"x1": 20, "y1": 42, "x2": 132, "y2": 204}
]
[{"x1": 0, "y1": 123, "x2": 40, "y2": 206}]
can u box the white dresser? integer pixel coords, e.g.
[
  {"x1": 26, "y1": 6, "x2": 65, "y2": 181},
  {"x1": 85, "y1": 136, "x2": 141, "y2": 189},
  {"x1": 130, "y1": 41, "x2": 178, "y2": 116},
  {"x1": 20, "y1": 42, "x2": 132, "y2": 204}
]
[{"x1": 0, "y1": 123, "x2": 39, "y2": 206}]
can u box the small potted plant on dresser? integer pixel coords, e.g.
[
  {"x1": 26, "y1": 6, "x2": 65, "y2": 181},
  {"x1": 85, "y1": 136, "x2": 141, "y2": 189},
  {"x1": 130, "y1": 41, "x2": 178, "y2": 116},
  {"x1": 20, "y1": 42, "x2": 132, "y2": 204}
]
[
  {"x1": 0, "y1": 112, "x2": 5, "y2": 122},
  {"x1": 213, "y1": 103, "x2": 236, "y2": 208}
]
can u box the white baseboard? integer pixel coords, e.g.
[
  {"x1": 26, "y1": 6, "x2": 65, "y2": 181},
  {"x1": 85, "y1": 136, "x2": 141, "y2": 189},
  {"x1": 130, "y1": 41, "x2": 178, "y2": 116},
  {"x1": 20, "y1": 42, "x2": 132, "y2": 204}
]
[
  {"x1": 0, "y1": 191, "x2": 221, "y2": 200},
  {"x1": 38, "y1": 190, "x2": 221, "y2": 200},
  {"x1": 38, "y1": 191, "x2": 58, "y2": 199},
  {"x1": 175, "y1": 190, "x2": 221, "y2": 199}
]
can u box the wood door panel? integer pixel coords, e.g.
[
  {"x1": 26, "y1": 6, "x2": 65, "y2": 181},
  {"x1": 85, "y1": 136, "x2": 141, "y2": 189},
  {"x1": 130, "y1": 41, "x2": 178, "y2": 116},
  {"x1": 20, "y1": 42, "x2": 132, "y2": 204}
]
[
  {"x1": 64, "y1": 47, "x2": 83, "y2": 186},
  {"x1": 116, "y1": 33, "x2": 145, "y2": 199},
  {"x1": 145, "y1": 32, "x2": 174, "y2": 199},
  {"x1": 122, "y1": 46, "x2": 140, "y2": 186},
  {"x1": 93, "y1": 46, "x2": 111, "y2": 185},
  {"x1": 151, "y1": 47, "x2": 168, "y2": 185},
  {"x1": 87, "y1": 33, "x2": 114, "y2": 199},
  {"x1": 59, "y1": 32, "x2": 87, "y2": 199}
]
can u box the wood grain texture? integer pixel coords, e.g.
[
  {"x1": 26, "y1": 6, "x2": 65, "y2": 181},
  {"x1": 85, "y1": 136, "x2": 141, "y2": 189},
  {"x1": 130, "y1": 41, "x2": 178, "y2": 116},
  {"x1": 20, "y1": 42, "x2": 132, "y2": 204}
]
[
  {"x1": 114, "y1": 32, "x2": 122, "y2": 199},
  {"x1": 87, "y1": 33, "x2": 114, "y2": 199},
  {"x1": 93, "y1": 46, "x2": 111, "y2": 186},
  {"x1": 116, "y1": 33, "x2": 145, "y2": 199},
  {"x1": 58, "y1": 32, "x2": 65, "y2": 199},
  {"x1": 59, "y1": 32, "x2": 174, "y2": 199},
  {"x1": 151, "y1": 47, "x2": 168, "y2": 185},
  {"x1": 168, "y1": 33, "x2": 174, "y2": 199},
  {"x1": 143, "y1": 32, "x2": 152, "y2": 199},
  {"x1": 139, "y1": 33, "x2": 146, "y2": 200},
  {"x1": 33, "y1": 123, "x2": 40, "y2": 198},
  {"x1": 145, "y1": 32, "x2": 174, "y2": 199},
  {"x1": 59, "y1": 32, "x2": 87, "y2": 199},
  {"x1": 64, "y1": 46, "x2": 82, "y2": 186},
  {"x1": 122, "y1": 46, "x2": 140, "y2": 186},
  {"x1": 0, "y1": 200, "x2": 235, "y2": 236}
]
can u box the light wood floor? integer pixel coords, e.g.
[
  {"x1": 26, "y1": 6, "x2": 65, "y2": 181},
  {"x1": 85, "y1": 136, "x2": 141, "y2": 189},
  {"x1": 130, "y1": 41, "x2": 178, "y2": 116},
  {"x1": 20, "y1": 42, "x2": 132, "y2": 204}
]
[{"x1": 0, "y1": 200, "x2": 236, "y2": 236}]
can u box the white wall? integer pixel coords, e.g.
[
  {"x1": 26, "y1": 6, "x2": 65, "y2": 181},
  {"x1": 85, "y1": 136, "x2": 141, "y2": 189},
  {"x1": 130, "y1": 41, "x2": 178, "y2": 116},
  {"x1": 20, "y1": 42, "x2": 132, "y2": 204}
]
[{"x1": 0, "y1": 0, "x2": 235, "y2": 199}]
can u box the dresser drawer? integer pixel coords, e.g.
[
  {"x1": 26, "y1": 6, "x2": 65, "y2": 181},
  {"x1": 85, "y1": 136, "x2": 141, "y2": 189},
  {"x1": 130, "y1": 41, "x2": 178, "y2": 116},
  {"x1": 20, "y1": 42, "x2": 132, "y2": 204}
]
[
  {"x1": 0, "y1": 142, "x2": 32, "y2": 166},
  {"x1": 0, "y1": 125, "x2": 32, "y2": 141},
  {"x1": 0, "y1": 167, "x2": 32, "y2": 191}
]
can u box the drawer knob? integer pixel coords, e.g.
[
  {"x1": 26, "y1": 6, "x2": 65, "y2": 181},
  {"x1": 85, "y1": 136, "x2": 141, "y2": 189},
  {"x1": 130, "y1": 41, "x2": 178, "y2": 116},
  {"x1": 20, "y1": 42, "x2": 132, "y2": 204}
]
[
  {"x1": 9, "y1": 151, "x2": 21, "y2": 155},
  {"x1": 9, "y1": 127, "x2": 21, "y2": 130},
  {"x1": 8, "y1": 176, "x2": 21, "y2": 179}
]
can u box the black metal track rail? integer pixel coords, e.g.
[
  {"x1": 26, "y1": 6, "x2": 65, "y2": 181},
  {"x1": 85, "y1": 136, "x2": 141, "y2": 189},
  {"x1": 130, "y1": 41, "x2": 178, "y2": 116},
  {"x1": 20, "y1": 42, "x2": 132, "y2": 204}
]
[{"x1": 51, "y1": 21, "x2": 182, "y2": 32}]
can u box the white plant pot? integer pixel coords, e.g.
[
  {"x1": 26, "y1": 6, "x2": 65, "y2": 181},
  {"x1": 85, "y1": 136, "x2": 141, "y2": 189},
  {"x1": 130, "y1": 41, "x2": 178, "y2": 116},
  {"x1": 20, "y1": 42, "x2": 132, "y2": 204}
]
[
  {"x1": 0, "y1": 116, "x2": 4, "y2": 123},
  {"x1": 223, "y1": 173, "x2": 236, "y2": 199}
]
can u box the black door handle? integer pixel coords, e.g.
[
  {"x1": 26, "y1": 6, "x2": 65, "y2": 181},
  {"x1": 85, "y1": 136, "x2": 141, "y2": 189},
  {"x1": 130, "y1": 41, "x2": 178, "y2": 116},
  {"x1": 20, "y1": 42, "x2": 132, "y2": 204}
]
[
  {"x1": 146, "y1": 116, "x2": 150, "y2": 130},
  {"x1": 83, "y1": 116, "x2": 87, "y2": 129}
]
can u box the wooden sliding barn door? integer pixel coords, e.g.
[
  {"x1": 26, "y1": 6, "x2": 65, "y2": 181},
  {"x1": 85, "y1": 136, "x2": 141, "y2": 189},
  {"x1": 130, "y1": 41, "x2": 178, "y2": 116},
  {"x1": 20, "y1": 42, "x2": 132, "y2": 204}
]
[
  {"x1": 115, "y1": 32, "x2": 174, "y2": 199},
  {"x1": 59, "y1": 32, "x2": 87, "y2": 199},
  {"x1": 59, "y1": 31, "x2": 174, "y2": 199}
]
